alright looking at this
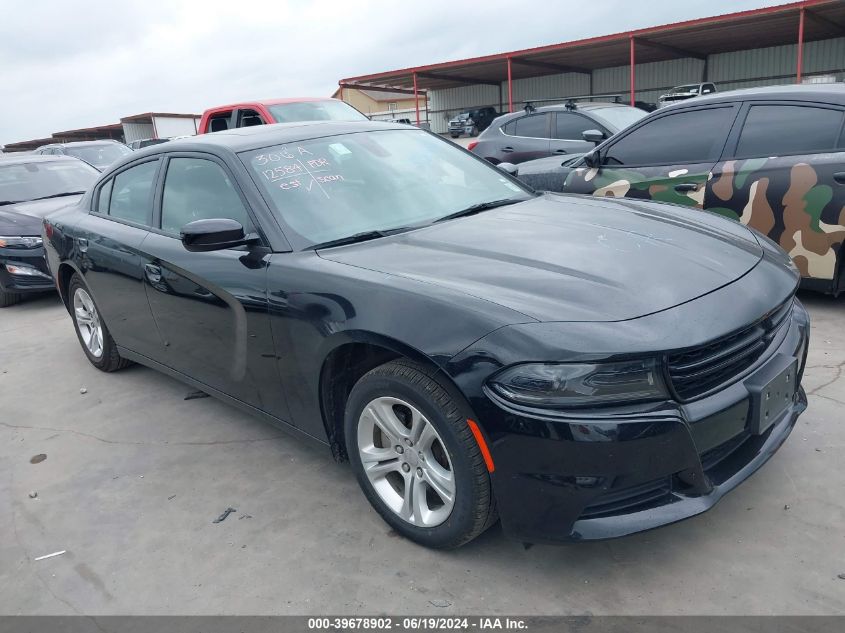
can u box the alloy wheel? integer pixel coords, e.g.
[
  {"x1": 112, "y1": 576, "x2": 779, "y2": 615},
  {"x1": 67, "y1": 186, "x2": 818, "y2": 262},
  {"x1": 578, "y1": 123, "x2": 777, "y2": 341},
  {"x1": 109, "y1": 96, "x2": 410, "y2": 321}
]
[
  {"x1": 357, "y1": 396, "x2": 456, "y2": 527},
  {"x1": 73, "y1": 287, "x2": 104, "y2": 359}
]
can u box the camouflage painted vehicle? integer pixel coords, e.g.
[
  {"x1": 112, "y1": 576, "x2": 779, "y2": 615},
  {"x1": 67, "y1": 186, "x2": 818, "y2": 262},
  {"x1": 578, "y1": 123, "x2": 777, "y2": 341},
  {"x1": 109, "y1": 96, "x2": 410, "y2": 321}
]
[{"x1": 560, "y1": 85, "x2": 845, "y2": 295}]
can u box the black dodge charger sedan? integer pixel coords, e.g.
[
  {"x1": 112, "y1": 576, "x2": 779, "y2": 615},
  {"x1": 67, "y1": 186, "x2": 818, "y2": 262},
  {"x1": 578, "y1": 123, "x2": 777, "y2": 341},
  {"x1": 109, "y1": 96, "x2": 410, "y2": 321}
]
[
  {"x1": 43, "y1": 121, "x2": 809, "y2": 548},
  {"x1": 1, "y1": 154, "x2": 99, "y2": 306}
]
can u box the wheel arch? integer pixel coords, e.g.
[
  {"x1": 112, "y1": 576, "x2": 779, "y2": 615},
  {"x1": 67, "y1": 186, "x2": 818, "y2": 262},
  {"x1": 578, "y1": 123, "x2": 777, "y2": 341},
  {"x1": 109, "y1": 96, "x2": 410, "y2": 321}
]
[
  {"x1": 56, "y1": 261, "x2": 83, "y2": 312},
  {"x1": 318, "y1": 331, "x2": 459, "y2": 463}
]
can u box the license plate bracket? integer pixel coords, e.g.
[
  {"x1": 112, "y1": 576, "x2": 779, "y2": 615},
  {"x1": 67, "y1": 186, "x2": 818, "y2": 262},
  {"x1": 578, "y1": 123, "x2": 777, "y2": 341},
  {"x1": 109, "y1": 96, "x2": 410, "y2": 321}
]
[{"x1": 744, "y1": 353, "x2": 798, "y2": 435}]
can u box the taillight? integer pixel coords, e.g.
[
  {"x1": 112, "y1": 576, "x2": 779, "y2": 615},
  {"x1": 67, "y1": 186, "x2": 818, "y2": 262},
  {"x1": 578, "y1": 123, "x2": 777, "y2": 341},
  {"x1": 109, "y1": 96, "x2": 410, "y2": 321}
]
[{"x1": 467, "y1": 141, "x2": 478, "y2": 152}]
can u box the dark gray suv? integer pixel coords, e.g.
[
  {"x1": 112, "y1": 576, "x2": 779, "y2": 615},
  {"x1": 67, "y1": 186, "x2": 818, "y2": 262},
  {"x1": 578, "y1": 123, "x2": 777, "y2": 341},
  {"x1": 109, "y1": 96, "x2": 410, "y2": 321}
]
[{"x1": 469, "y1": 102, "x2": 647, "y2": 164}]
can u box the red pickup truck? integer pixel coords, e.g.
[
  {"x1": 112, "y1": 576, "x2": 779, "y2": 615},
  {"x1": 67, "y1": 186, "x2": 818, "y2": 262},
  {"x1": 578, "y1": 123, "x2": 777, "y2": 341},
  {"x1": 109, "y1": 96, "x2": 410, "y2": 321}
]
[{"x1": 198, "y1": 97, "x2": 367, "y2": 133}]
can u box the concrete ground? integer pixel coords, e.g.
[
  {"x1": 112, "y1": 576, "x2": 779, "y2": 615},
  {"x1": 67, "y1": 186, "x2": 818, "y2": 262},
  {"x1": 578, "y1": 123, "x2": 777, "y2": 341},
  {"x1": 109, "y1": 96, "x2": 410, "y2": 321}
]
[{"x1": 1, "y1": 292, "x2": 843, "y2": 616}]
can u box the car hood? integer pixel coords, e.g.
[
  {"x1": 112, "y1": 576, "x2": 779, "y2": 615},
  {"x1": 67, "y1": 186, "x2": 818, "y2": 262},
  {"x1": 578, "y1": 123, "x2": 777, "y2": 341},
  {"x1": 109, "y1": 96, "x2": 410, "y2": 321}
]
[
  {"x1": 0, "y1": 195, "x2": 83, "y2": 220},
  {"x1": 0, "y1": 208, "x2": 44, "y2": 236},
  {"x1": 318, "y1": 194, "x2": 764, "y2": 323}
]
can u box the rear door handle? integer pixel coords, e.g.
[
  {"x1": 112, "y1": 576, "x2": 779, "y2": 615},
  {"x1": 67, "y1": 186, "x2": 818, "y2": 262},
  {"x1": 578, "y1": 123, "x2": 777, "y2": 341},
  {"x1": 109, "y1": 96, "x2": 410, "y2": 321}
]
[
  {"x1": 673, "y1": 183, "x2": 699, "y2": 192},
  {"x1": 834, "y1": 171, "x2": 845, "y2": 184},
  {"x1": 144, "y1": 263, "x2": 162, "y2": 284},
  {"x1": 77, "y1": 238, "x2": 88, "y2": 253},
  {"x1": 553, "y1": 149, "x2": 568, "y2": 154},
  {"x1": 501, "y1": 147, "x2": 514, "y2": 153}
]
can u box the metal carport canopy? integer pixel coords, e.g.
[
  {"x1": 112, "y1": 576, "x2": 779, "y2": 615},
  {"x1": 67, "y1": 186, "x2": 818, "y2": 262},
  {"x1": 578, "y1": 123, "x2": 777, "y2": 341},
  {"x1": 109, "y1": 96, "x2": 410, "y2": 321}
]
[{"x1": 339, "y1": 0, "x2": 845, "y2": 121}]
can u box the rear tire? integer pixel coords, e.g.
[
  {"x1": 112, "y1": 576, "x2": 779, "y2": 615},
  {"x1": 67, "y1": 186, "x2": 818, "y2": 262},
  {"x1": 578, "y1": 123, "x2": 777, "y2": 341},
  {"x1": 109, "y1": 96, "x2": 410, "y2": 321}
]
[
  {"x1": 345, "y1": 359, "x2": 497, "y2": 549},
  {"x1": 68, "y1": 273, "x2": 131, "y2": 372},
  {"x1": 0, "y1": 289, "x2": 22, "y2": 308}
]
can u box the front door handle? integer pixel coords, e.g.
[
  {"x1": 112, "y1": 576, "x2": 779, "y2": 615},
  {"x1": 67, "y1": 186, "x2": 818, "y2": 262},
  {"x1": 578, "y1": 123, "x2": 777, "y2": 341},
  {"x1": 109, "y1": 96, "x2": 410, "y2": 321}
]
[
  {"x1": 553, "y1": 149, "x2": 568, "y2": 154},
  {"x1": 674, "y1": 183, "x2": 699, "y2": 192},
  {"x1": 834, "y1": 171, "x2": 845, "y2": 184},
  {"x1": 144, "y1": 263, "x2": 162, "y2": 284},
  {"x1": 77, "y1": 238, "x2": 88, "y2": 253},
  {"x1": 501, "y1": 146, "x2": 514, "y2": 153}
]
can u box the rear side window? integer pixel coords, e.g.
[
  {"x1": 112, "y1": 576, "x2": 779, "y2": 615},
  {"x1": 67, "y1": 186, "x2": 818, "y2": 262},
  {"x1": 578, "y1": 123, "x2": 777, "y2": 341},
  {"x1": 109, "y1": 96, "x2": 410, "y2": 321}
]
[
  {"x1": 208, "y1": 112, "x2": 232, "y2": 133},
  {"x1": 554, "y1": 113, "x2": 599, "y2": 139},
  {"x1": 604, "y1": 107, "x2": 734, "y2": 166},
  {"x1": 160, "y1": 158, "x2": 253, "y2": 236},
  {"x1": 735, "y1": 105, "x2": 844, "y2": 157},
  {"x1": 238, "y1": 109, "x2": 264, "y2": 128},
  {"x1": 97, "y1": 179, "x2": 113, "y2": 214},
  {"x1": 108, "y1": 160, "x2": 158, "y2": 225},
  {"x1": 502, "y1": 113, "x2": 549, "y2": 138}
]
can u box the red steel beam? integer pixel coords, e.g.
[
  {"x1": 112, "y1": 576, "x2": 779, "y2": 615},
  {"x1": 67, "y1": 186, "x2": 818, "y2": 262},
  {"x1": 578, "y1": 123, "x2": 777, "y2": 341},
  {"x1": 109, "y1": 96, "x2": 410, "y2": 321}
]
[
  {"x1": 629, "y1": 35, "x2": 636, "y2": 106},
  {"x1": 507, "y1": 56, "x2": 513, "y2": 113},
  {"x1": 413, "y1": 72, "x2": 420, "y2": 126},
  {"x1": 797, "y1": 6, "x2": 806, "y2": 83}
]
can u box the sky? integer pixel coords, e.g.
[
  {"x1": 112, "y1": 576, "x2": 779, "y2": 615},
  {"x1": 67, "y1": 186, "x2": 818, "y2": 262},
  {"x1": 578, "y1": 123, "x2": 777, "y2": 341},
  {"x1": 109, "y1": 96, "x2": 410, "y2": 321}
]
[{"x1": 0, "y1": 0, "x2": 788, "y2": 145}]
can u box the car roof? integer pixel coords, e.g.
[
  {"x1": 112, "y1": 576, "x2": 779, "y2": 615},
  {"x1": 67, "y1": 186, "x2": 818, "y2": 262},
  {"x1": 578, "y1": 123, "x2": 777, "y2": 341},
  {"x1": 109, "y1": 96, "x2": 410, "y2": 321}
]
[
  {"x1": 0, "y1": 153, "x2": 86, "y2": 165},
  {"x1": 203, "y1": 97, "x2": 341, "y2": 112},
  {"x1": 119, "y1": 120, "x2": 415, "y2": 158},
  {"x1": 492, "y1": 101, "x2": 633, "y2": 124},
  {"x1": 661, "y1": 83, "x2": 845, "y2": 109}
]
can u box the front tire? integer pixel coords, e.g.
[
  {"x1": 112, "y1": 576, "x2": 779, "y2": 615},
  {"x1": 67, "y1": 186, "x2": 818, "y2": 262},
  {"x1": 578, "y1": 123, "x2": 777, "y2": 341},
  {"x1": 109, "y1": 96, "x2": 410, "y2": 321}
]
[
  {"x1": 68, "y1": 273, "x2": 130, "y2": 372},
  {"x1": 345, "y1": 359, "x2": 497, "y2": 548},
  {"x1": 0, "y1": 288, "x2": 22, "y2": 308}
]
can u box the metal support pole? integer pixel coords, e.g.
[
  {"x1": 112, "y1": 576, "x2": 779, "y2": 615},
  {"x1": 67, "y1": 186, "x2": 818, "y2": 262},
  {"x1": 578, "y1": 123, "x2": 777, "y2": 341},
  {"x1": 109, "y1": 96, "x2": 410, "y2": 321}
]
[
  {"x1": 629, "y1": 35, "x2": 636, "y2": 106},
  {"x1": 413, "y1": 73, "x2": 420, "y2": 126},
  {"x1": 797, "y1": 6, "x2": 805, "y2": 83},
  {"x1": 507, "y1": 57, "x2": 513, "y2": 113}
]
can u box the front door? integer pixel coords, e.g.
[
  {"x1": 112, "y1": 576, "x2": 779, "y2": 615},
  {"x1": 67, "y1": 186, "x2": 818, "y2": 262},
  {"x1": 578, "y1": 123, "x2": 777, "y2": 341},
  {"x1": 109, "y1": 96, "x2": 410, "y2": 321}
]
[
  {"x1": 565, "y1": 105, "x2": 738, "y2": 208},
  {"x1": 141, "y1": 154, "x2": 290, "y2": 418},
  {"x1": 705, "y1": 102, "x2": 845, "y2": 289},
  {"x1": 549, "y1": 111, "x2": 603, "y2": 157}
]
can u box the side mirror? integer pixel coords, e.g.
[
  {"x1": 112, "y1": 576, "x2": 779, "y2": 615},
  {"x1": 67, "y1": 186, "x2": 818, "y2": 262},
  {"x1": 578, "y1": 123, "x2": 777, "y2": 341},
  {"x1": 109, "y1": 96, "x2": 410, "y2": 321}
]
[
  {"x1": 582, "y1": 129, "x2": 605, "y2": 145},
  {"x1": 583, "y1": 148, "x2": 601, "y2": 168},
  {"x1": 180, "y1": 218, "x2": 258, "y2": 252},
  {"x1": 496, "y1": 162, "x2": 518, "y2": 176}
]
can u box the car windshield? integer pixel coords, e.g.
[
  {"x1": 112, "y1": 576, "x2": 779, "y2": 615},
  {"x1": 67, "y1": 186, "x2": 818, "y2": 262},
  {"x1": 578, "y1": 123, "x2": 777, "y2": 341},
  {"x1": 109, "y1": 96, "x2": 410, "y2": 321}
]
[
  {"x1": 455, "y1": 113, "x2": 470, "y2": 120},
  {"x1": 267, "y1": 101, "x2": 367, "y2": 123},
  {"x1": 66, "y1": 143, "x2": 132, "y2": 167},
  {"x1": 588, "y1": 106, "x2": 648, "y2": 132},
  {"x1": 672, "y1": 85, "x2": 700, "y2": 93},
  {"x1": 242, "y1": 129, "x2": 532, "y2": 248},
  {"x1": 0, "y1": 159, "x2": 98, "y2": 205}
]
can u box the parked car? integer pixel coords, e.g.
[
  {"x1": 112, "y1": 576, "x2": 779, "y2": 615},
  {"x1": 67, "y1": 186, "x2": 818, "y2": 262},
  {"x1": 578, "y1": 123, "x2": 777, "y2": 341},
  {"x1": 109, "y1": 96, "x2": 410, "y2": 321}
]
[
  {"x1": 560, "y1": 84, "x2": 845, "y2": 295},
  {"x1": 448, "y1": 107, "x2": 499, "y2": 138},
  {"x1": 0, "y1": 154, "x2": 98, "y2": 306},
  {"x1": 469, "y1": 102, "x2": 647, "y2": 164},
  {"x1": 128, "y1": 138, "x2": 170, "y2": 150},
  {"x1": 35, "y1": 140, "x2": 132, "y2": 171},
  {"x1": 198, "y1": 97, "x2": 367, "y2": 133},
  {"x1": 44, "y1": 121, "x2": 808, "y2": 548},
  {"x1": 657, "y1": 82, "x2": 717, "y2": 108}
]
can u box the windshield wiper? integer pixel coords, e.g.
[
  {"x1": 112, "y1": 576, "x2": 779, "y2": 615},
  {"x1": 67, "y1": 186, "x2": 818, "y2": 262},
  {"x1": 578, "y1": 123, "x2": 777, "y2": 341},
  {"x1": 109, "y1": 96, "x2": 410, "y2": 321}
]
[
  {"x1": 310, "y1": 225, "x2": 417, "y2": 250},
  {"x1": 28, "y1": 191, "x2": 86, "y2": 202},
  {"x1": 434, "y1": 198, "x2": 527, "y2": 224}
]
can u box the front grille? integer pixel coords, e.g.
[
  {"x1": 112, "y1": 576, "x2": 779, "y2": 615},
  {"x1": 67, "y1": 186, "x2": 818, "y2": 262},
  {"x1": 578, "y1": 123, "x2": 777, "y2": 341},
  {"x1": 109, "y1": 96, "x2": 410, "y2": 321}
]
[
  {"x1": 580, "y1": 477, "x2": 673, "y2": 519},
  {"x1": 9, "y1": 273, "x2": 52, "y2": 288},
  {"x1": 667, "y1": 299, "x2": 793, "y2": 401}
]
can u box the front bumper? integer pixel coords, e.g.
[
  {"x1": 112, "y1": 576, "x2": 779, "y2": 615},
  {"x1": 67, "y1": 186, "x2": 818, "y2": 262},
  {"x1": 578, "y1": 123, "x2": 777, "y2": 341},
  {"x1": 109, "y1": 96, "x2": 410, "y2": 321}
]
[
  {"x1": 0, "y1": 247, "x2": 55, "y2": 294},
  {"x1": 477, "y1": 300, "x2": 810, "y2": 543}
]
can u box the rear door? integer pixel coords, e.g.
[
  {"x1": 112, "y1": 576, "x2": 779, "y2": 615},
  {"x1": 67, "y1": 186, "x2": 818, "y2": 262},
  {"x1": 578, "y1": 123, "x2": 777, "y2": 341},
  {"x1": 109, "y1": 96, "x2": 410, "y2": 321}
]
[
  {"x1": 549, "y1": 111, "x2": 605, "y2": 157},
  {"x1": 140, "y1": 153, "x2": 290, "y2": 417},
  {"x1": 564, "y1": 104, "x2": 738, "y2": 207},
  {"x1": 77, "y1": 158, "x2": 163, "y2": 357},
  {"x1": 497, "y1": 112, "x2": 552, "y2": 163},
  {"x1": 706, "y1": 101, "x2": 845, "y2": 288}
]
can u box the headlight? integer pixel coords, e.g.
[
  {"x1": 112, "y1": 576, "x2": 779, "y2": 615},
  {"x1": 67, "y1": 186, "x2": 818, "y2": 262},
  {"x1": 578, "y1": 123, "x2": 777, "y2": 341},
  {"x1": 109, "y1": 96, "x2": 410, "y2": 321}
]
[
  {"x1": 487, "y1": 359, "x2": 668, "y2": 408},
  {"x1": 4, "y1": 262, "x2": 51, "y2": 278},
  {"x1": 0, "y1": 236, "x2": 42, "y2": 249}
]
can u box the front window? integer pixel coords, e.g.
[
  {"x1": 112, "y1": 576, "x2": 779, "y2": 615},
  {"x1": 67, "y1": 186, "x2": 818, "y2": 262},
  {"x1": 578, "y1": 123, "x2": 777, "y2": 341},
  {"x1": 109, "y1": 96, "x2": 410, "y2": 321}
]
[
  {"x1": 66, "y1": 143, "x2": 132, "y2": 168},
  {"x1": 242, "y1": 129, "x2": 531, "y2": 248},
  {"x1": 0, "y1": 159, "x2": 99, "y2": 206},
  {"x1": 266, "y1": 100, "x2": 367, "y2": 123},
  {"x1": 587, "y1": 106, "x2": 648, "y2": 132}
]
